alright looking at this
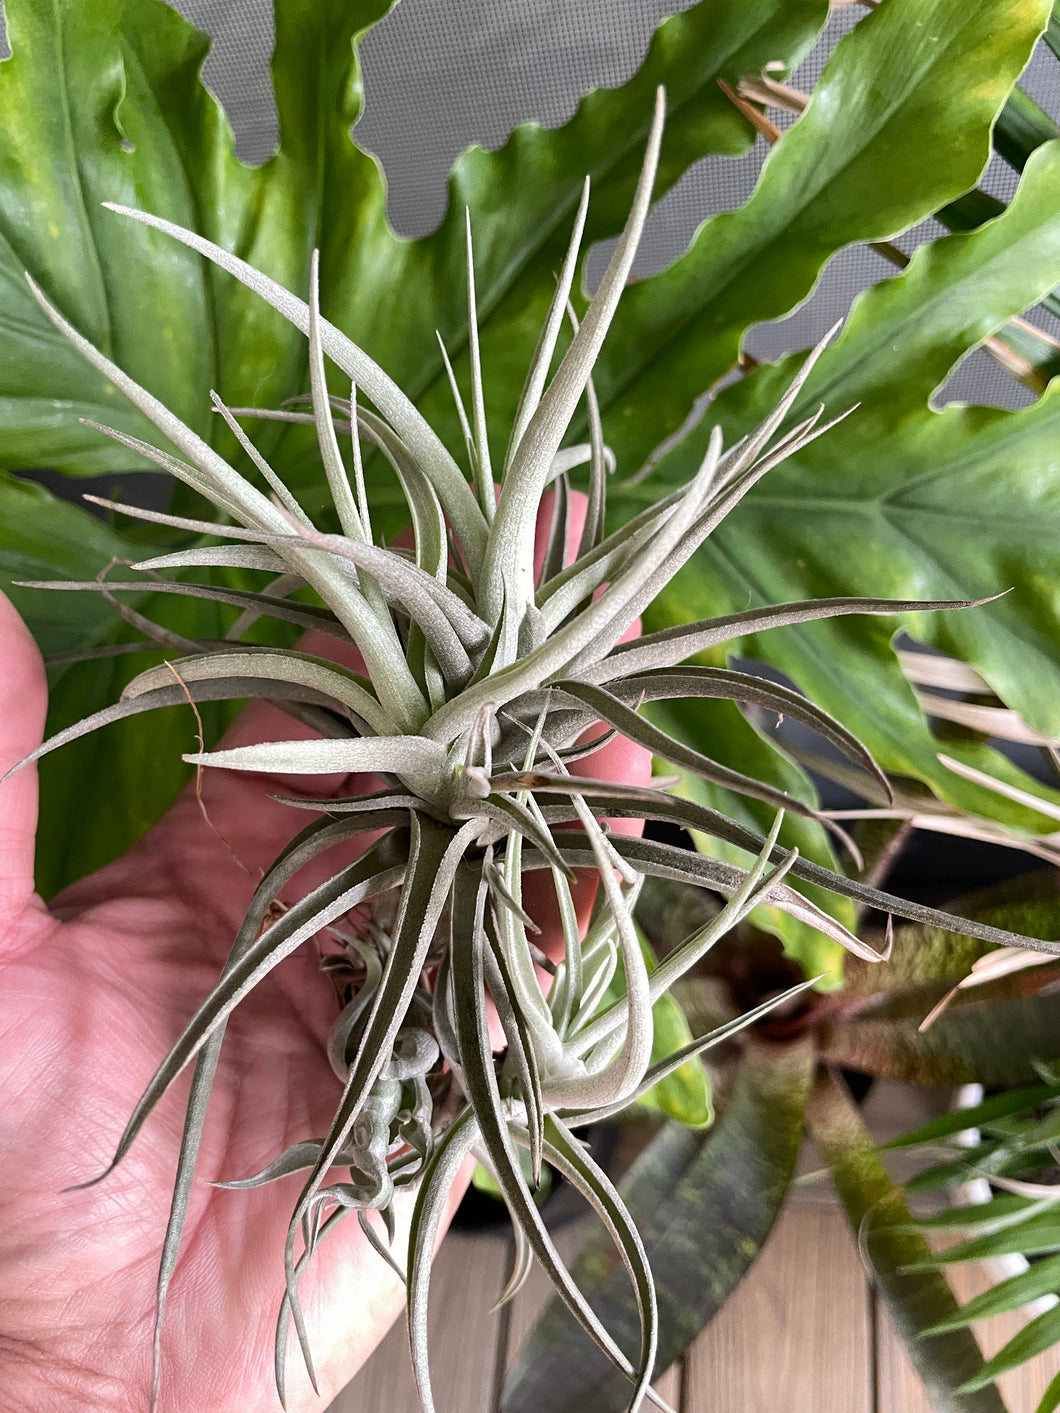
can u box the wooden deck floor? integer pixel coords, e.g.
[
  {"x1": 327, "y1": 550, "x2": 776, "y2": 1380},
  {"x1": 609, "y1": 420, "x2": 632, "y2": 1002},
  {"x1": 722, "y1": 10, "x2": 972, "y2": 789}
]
[{"x1": 330, "y1": 1085, "x2": 1060, "y2": 1413}]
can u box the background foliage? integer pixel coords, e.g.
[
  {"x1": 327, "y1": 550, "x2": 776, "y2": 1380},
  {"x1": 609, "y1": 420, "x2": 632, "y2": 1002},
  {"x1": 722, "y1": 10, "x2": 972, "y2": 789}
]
[
  {"x1": 2, "y1": 0, "x2": 1058, "y2": 930},
  {"x1": 4, "y1": 0, "x2": 1060, "y2": 1407}
]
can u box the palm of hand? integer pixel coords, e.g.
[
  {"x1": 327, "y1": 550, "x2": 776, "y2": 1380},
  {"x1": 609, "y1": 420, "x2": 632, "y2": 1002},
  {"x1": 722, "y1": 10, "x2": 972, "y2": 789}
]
[
  {"x1": 0, "y1": 589, "x2": 648, "y2": 1413},
  {"x1": 0, "y1": 603, "x2": 425, "y2": 1413}
]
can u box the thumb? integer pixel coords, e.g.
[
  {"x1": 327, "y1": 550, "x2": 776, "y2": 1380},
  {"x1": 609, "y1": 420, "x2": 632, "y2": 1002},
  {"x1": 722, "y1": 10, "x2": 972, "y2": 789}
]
[{"x1": 0, "y1": 591, "x2": 48, "y2": 912}]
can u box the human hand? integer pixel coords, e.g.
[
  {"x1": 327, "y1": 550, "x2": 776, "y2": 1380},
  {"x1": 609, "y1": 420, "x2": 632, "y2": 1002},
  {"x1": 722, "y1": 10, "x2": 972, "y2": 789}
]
[
  {"x1": 0, "y1": 539, "x2": 650, "y2": 1413},
  {"x1": 0, "y1": 589, "x2": 450, "y2": 1413}
]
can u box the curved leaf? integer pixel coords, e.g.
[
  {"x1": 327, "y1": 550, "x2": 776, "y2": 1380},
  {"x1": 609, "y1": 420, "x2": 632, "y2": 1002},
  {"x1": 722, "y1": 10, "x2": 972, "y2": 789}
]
[{"x1": 500, "y1": 1037, "x2": 813, "y2": 1413}]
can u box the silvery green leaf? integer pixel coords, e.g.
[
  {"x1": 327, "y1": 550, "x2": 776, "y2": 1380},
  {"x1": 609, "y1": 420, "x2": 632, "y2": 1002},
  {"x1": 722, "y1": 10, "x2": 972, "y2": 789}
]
[
  {"x1": 569, "y1": 812, "x2": 791, "y2": 1059},
  {"x1": 596, "y1": 408, "x2": 859, "y2": 665},
  {"x1": 407, "y1": 1108, "x2": 480, "y2": 1413},
  {"x1": 95, "y1": 589, "x2": 202, "y2": 656},
  {"x1": 573, "y1": 977, "x2": 822, "y2": 1125},
  {"x1": 274, "y1": 1203, "x2": 351, "y2": 1404},
  {"x1": 0, "y1": 675, "x2": 355, "y2": 785},
  {"x1": 358, "y1": 1210, "x2": 407, "y2": 1286},
  {"x1": 149, "y1": 809, "x2": 391, "y2": 1409},
  {"x1": 595, "y1": 594, "x2": 997, "y2": 680},
  {"x1": 538, "y1": 1115, "x2": 658, "y2": 1413},
  {"x1": 544, "y1": 796, "x2": 653, "y2": 1110},
  {"x1": 436, "y1": 330, "x2": 476, "y2": 474},
  {"x1": 565, "y1": 302, "x2": 608, "y2": 562},
  {"x1": 183, "y1": 734, "x2": 451, "y2": 803},
  {"x1": 463, "y1": 794, "x2": 575, "y2": 880},
  {"x1": 464, "y1": 209, "x2": 495, "y2": 519},
  {"x1": 232, "y1": 402, "x2": 451, "y2": 585},
  {"x1": 485, "y1": 90, "x2": 665, "y2": 627},
  {"x1": 80, "y1": 419, "x2": 248, "y2": 520},
  {"x1": 307, "y1": 247, "x2": 365, "y2": 542},
  {"x1": 483, "y1": 923, "x2": 545, "y2": 1182},
  {"x1": 209, "y1": 392, "x2": 312, "y2": 525},
  {"x1": 551, "y1": 833, "x2": 1060, "y2": 959},
  {"x1": 493, "y1": 820, "x2": 557, "y2": 1037},
  {"x1": 267, "y1": 788, "x2": 426, "y2": 815},
  {"x1": 548, "y1": 442, "x2": 614, "y2": 482},
  {"x1": 283, "y1": 817, "x2": 479, "y2": 1370},
  {"x1": 542, "y1": 830, "x2": 872, "y2": 958},
  {"x1": 505, "y1": 176, "x2": 591, "y2": 474},
  {"x1": 16, "y1": 575, "x2": 350, "y2": 638},
  {"x1": 539, "y1": 472, "x2": 571, "y2": 588},
  {"x1": 539, "y1": 512, "x2": 663, "y2": 635},
  {"x1": 270, "y1": 527, "x2": 474, "y2": 686},
  {"x1": 263, "y1": 526, "x2": 488, "y2": 652},
  {"x1": 424, "y1": 436, "x2": 722, "y2": 743},
  {"x1": 122, "y1": 650, "x2": 391, "y2": 736},
  {"x1": 543, "y1": 680, "x2": 845, "y2": 841},
  {"x1": 494, "y1": 1215, "x2": 535, "y2": 1312},
  {"x1": 102, "y1": 202, "x2": 489, "y2": 579},
  {"x1": 448, "y1": 866, "x2": 662, "y2": 1398},
  {"x1": 536, "y1": 492, "x2": 680, "y2": 613},
  {"x1": 73, "y1": 837, "x2": 408, "y2": 1195},
  {"x1": 132, "y1": 545, "x2": 290, "y2": 574},
  {"x1": 27, "y1": 276, "x2": 287, "y2": 531},
  {"x1": 606, "y1": 665, "x2": 889, "y2": 800},
  {"x1": 213, "y1": 1142, "x2": 330, "y2": 1190},
  {"x1": 568, "y1": 936, "x2": 620, "y2": 1039}
]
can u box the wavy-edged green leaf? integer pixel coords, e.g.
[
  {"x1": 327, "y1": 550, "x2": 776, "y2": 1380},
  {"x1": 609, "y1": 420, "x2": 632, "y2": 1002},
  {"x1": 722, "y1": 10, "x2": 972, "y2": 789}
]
[
  {"x1": 598, "y1": 0, "x2": 1050, "y2": 473},
  {"x1": 641, "y1": 138, "x2": 1060, "y2": 825},
  {"x1": 501, "y1": 1037, "x2": 812, "y2": 1413},
  {"x1": 323, "y1": 0, "x2": 830, "y2": 485},
  {"x1": 994, "y1": 84, "x2": 1060, "y2": 173},
  {"x1": 807, "y1": 1069, "x2": 1006, "y2": 1413},
  {"x1": 0, "y1": 0, "x2": 398, "y2": 475}
]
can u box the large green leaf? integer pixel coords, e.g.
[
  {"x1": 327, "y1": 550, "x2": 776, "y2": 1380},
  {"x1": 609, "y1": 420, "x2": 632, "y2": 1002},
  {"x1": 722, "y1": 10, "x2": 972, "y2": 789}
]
[
  {"x1": 0, "y1": 0, "x2": 830, "y2": 491},
  {"x1": 0, "y1": 0, "x2": 396, "y2": 473},
  {"x1": 808, "y1": 1069, "x2": 1006, "y2": 1413},
  {"x1": 597, "y1": 0, "x2": 1050, "y2": 471},
  {"x1": 643, "y1": 138, "x2": 1060, "y2": 826},
  {"x1": 500, "y1": 1037, "x2": 812, "y2": 1413}
]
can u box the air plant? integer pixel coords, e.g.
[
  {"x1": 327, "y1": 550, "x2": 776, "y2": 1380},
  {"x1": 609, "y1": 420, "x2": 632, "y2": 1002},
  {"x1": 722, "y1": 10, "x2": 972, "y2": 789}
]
[{"x1": 6, "y1": 91, "x2": 1057, "y2": 1413}]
